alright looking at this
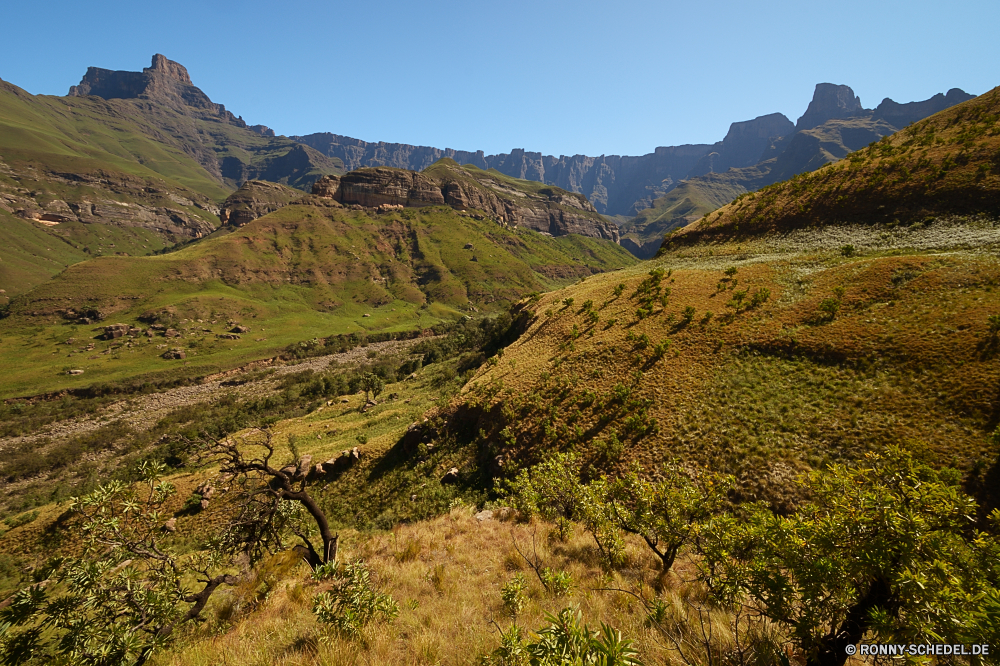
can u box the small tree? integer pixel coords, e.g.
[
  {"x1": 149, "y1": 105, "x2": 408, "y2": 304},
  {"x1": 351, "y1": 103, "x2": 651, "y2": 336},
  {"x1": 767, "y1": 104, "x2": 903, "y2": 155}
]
[
  {"x1": 0, "y1": 462, "x2": 237, "y2": 666},
  {"x1": 358, "y1": 372, "x2": 385, "y2": 403},
  {"x1": 599, "y1": 462, "x2": 733, "y2": 572},
  {"x1": 701, "y1": 447, "x2": 997, "y2": 666},
  {"x1": 202, "y1": 428, "x2": 339, "y2": 569}
]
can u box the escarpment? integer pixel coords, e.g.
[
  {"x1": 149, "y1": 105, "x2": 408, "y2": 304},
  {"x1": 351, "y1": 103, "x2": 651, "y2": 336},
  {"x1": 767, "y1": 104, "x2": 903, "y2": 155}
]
[{"x1": 312, "y1": 161, "x2": 619, "y2": 242}]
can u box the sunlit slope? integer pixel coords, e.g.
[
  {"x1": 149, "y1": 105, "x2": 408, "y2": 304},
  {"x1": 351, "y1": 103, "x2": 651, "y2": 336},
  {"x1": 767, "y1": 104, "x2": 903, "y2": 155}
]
[
  {"x1": 666, "y1": 86, "x2": 1000, "y2": 248},
  {"x1": 0, "y1": 201, "x2": 634, "y2": 397}
]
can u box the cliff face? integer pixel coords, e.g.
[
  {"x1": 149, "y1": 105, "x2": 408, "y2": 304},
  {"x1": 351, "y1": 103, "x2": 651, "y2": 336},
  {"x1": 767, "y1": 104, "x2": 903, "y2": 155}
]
[
  {"x1": 872, "y1": 88, "x2": 976, "y2": 128},
  {"x1": 795, "y1": 83, "x2": 865, "y2": 131},
  {"x1": 66, "y1": 55, "x2": 341, "y2": 191},
  {"x1": 688, "y1": 112, "x2": 795, "y2": 177},
  {"x1": 292, "y1": 133, "x2": 710, "y2": 216},
  {"x1": 219, "y1": 180, "x2": 302, "y2": 227},
  {"x1": 69, "y1": 54, "x2": 246, "y2": 127},
  {"x1": 312, "y1": 161, "x2": 619, "y2": 242}
]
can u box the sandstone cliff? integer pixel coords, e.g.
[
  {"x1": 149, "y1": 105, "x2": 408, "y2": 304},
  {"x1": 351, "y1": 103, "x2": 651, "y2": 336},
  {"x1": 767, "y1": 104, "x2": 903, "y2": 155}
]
[
  {"x1": 70, "y1": 54, "x2": 245, "y2": 127},
  {"x1": 795, "y1": 83, "x2": 865, "y2": 131},
  {"x1": 219, "y1": 180, "x2": 302, "y2": 227},
  {"x1": 293, "y1": 133, "x2": 710, "y2": 217},
  {"x1": 311, "y1": 160, "x2": 619, "y2": 242}
]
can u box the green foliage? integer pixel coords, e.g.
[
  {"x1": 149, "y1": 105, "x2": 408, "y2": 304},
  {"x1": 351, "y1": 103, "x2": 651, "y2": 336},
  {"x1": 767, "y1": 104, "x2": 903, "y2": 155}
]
[
  {"x1": 817, "y1": 297, "x2": 841, "y2": 320},
  {"x1": 501, "y1": 573, "x2": 528, "y2": 617},
  {"x1": 0, "y1": 461, "x2": 235, "y2": 665},
  {"x1": 1, "y1": 511, "x2": 38, "y2": 530},
  {"x1": 358, "y1": 372, "x2": 385, "y2": 403},
  {"x1": 839, "y1": 244, "x2": 856, "y2": 257},
  {"x1": 539, "y1": 568, "x2": 575, "y2": 597},
  {"x1": 600, "y1": 462, "x2": 733, "y2": 571},
  {"x1": 681, "y1": 306, "x2": 696, "y2": 325},
  {"x1": 702, "y1": 447, "x2": 998, "y2": 663},
  {"x1": 988, "y1": 314, "x2": 1000, "y2": 335},
  {"x1": 613, "y1": 284, "x2": 625, "y2": 297},
  {"x1": 312, "y1": 560, "x2": 399, "y2": 639},
  {"x1": 484, "y1": 607, "x2": 642, "y2": 666}
]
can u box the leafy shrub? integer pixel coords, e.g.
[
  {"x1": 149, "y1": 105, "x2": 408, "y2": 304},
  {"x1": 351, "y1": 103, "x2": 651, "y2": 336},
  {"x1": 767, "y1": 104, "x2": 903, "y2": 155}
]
[
  {"x1": 500, "y1": 573, "x2": 528, "y2": 617},
  {"x1": 312, "y1": 560, "x2": 399, "y2": 638},
  {"x1": 483, "y1": 607, "x2": 642, "y2": 666},
  {"x1": 840, "y1": 244, "x2": 856, "y2": 257},
  {"x1": 540, "y1": 568, "x2": 574, "y2": 596}
]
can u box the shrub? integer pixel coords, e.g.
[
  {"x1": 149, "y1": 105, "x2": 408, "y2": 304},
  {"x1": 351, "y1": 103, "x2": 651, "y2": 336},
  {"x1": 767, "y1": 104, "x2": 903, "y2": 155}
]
[
  {"x1": 500, "y1": 573, "x2": 527, "y2": 617},
  {"x1": 483, "y1": 607, "x2": 642, "y2": 666},
  {"x1": 312, "y1": 560, "x2": 399, "y2": 638},
  {"x1": 840, "y1": 244, "x2": 856, "y2": 257},
  {"x1": 681, "y1": 306, "x2": 696, "y2": 324},
  {"x1": 540, "y1": 568, "x2": 575, "y2": 597},
  {"x1": 701, "y1": 447, "x2": 996, "y2": 664}
]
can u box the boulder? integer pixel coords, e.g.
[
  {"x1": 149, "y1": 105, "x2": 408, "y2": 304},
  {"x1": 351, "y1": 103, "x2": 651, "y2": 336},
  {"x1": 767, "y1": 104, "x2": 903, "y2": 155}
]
[
  {"x1": 66, "y1": 369, "x2": 85, "y2": 375},
  {"x1": 162, "y1": 349, "x2": 186, "y2": 360},
  {"x1": 231, "y1": 325, "x2": 250, "y2": 334},
  {"x1": 163, "y1": 518, "x2": 177, "y2": 532},
  {"x1": 441, "y1": 467, "x2": 460, "y2": 484},
  {"x1": 102, "y1": 323, "x2": 130, "y2": 340},
  {"x1": 164, "y1": 328, "x2": 180, "y2": 338}
]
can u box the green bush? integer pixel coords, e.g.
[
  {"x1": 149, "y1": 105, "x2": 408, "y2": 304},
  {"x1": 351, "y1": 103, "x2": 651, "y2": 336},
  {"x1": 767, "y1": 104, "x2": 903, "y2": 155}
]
[{"x1": 312, "y1": 560, "x2": 399, "y2": 638}]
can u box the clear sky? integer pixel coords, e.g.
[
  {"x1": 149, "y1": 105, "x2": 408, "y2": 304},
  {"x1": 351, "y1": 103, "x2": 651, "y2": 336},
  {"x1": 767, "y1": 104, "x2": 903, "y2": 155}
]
[{"x1": 1, "y1": 0, "x2": 997, "y2": 157}]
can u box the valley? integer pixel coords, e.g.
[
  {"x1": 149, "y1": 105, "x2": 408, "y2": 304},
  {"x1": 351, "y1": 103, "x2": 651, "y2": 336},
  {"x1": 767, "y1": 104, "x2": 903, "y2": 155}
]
[{"x1": 0, "y1": 49, "x2": 996, "y2": 666}]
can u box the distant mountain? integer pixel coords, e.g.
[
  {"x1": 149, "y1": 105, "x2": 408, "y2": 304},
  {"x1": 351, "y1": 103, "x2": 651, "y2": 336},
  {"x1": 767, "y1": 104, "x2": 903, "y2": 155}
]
[
  {"x1": 292, "y1": 133, "x2": 712, "y2": 217},
  {"x1": 65, "y1": 54, "x2": 341, "y2": 190},
  {"x1": 666, "y1": 85, "x2": 1000, "y2": 248},
  {"x1": 617, "y1": 84, "x2": 976, "y2": 257},
  {"x1": 0, "y1": 55, "x2": 343, "y2": 294}
]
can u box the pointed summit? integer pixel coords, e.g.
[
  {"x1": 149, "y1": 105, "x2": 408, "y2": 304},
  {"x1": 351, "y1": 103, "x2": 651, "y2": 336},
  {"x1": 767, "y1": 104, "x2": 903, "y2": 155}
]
[
  {"x1": 796, "y1": 83, "x2": 864, "y2": 131},
  {"x1": 144, "y1": 54, "x2": 192, "y2": 85}
]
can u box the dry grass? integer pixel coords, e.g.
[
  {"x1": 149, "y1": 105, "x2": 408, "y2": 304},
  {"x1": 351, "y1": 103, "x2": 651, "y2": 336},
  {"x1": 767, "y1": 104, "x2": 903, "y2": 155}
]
[{"x1": 152, "y1": 509, "x2": 703, "y2": 666}]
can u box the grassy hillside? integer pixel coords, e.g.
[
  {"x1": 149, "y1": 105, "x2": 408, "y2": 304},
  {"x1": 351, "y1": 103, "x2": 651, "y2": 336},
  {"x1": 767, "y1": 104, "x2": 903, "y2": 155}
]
[
  {"x1": 0, "y1": 76, "x2": 342, "y2": 294},
  {"x1": 617, "y1": 176, "x2": 750, "y2": 257},
  {"x1": 668, "y1": 86, "x2": 1000, "y2": 247},
  {"x1": 0, "y1": 200, "x2": 634, "y2": 398}
]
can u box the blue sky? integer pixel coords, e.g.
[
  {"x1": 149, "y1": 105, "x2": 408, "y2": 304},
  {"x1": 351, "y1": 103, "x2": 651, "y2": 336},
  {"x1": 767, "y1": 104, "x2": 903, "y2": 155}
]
[{"x1": 2, "y1": 0, "x2": 997, "y2": 157}]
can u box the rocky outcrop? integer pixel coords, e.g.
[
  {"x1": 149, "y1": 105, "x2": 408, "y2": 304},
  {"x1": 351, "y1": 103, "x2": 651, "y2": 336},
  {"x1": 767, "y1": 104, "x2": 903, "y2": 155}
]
[
  {"x1": 219, "y1": 180, "x2": 302, "y2": 227},
  {"x1": 872, "y1": 88, "x2": 975, "y2": 129},
  {"x1": 293, "y1": 133, "x2": 710, "y2": 216},
  {"x1": 312, "y1": 161, "x2": 619, "y2": 242},
  {"x1": 70, "y1": 54, "x2": 246, "y2": 127},
  {"x1": 688, "y1": 113, "x2": 796, "y2": 177},
  {"x1": 795, "y1": 83, "x2": 865, "y2": 131}
]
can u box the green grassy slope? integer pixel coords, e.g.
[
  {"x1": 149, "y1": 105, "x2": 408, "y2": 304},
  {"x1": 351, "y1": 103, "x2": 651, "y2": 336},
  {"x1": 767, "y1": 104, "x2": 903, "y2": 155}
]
[
  {"x1": 668, "y1": 86, "x2": 1000, "y2": 247},
  {"x1": 0, "y1": 201, "x2": 634, "y2": 398}
]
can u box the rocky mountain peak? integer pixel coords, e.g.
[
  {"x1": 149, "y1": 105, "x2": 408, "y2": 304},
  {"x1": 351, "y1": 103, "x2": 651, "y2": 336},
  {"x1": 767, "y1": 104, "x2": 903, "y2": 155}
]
[
  {"x1": 796, "y1": 83, "x2": 865, "y2": 131},
  {"x1": 144, "y1": 54, "x2": 192, "y2": 85},
  {"x1": 68, "y1": 54, "x2": 247, "y2": 129}
]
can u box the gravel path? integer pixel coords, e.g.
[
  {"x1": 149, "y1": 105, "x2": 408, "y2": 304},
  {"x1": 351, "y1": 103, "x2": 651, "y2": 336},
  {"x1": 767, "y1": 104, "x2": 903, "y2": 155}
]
[{"x1": 0, "y1": 338, "x2": 426, "y2": 450}]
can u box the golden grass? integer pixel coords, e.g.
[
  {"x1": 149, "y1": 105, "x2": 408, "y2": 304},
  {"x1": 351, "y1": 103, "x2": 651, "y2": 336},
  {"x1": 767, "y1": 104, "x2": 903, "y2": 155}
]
[{"x1": 153, "y1": 509, "x2": 702, "y2": 666}]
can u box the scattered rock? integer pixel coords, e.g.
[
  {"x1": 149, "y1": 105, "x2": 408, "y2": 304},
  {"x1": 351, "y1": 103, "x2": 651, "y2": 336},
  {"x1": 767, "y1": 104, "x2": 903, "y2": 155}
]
[
  {"x1": 162, "y1": 349, "x2": 186, "y2": 360},
  {"x1": 474, "y1": 510, "x2": 494, "y2": 522},
  {"x1": 216, "y1": 333, "x2": 241, "y2": 340},
  {"x1": 362, "y1": 313, "x2": 371, "y2": 318},
  {"x1": 441, "y1": 467, "x2": 460, "y2": 484},
  {"x1": 164, "y1": 328, "x2": 180, "y2": 338},
  {"x1": 231, "y1": 325, "x2": 250, "y2": 334},
  {"x1": 66, "y1": 369, "x2": 85, "y2": 375},
  {"x1": 199, "y1": 499, "x2": 210, "y2": 511},
  {"x1": 102, "y1": 323, "x2": 130, "y2": 340},
  {"x1": 163, "y1": 518, "x2": 177, "y2": 532},
  {"x1": 464, "y1": 242, "x2": 475, "y2": 250}
]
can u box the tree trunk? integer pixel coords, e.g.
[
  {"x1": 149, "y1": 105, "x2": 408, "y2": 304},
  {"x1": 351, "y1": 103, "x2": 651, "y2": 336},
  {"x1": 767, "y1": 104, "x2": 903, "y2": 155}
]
[
  {"x1": 808, "y1": 577, "x2": 893, "y2": 666},
  {"x1": 282, "y1": 489, "x2": 338, "y2": 566}
]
